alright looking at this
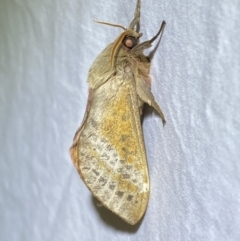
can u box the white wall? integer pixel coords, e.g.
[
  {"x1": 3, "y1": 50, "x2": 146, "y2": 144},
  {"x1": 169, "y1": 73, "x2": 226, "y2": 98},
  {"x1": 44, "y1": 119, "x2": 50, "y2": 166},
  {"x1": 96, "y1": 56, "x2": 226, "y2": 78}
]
[{"x1": 1, "y1": 0, "x2": 240, "y2": 240}]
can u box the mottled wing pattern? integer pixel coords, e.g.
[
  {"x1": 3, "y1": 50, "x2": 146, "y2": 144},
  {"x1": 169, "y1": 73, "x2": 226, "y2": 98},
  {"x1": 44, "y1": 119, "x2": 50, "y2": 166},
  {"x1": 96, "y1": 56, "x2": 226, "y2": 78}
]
[{"x1": 74, "y1": 73, "x2": 149, "y2": 225}]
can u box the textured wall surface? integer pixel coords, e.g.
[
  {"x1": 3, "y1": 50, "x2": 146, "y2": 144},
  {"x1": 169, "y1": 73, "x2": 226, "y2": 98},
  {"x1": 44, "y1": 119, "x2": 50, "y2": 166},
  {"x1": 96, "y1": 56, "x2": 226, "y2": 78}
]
[{"x1": 1, "y1": 0, "x2": 240, "y2": 240}]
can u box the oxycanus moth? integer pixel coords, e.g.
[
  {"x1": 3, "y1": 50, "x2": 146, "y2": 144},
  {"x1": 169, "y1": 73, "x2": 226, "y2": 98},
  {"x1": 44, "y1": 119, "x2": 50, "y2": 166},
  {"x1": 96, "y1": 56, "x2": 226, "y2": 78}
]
[{"x1": 70, "y1": 0, "x2": 166, "y2": 225}]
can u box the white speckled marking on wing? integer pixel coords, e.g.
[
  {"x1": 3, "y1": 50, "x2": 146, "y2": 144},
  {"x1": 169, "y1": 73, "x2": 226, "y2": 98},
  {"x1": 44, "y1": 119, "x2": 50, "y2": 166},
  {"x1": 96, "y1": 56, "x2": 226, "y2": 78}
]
[{"x1": 77, "y1": 73, "x2": 150, "y2": 224}]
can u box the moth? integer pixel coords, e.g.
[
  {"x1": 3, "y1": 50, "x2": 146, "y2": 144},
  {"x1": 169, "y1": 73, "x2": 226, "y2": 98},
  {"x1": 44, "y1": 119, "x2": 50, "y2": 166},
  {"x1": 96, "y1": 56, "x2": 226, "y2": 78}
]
[{"x1": 70, "y1": 0, "x2": 166, "y2": 225}]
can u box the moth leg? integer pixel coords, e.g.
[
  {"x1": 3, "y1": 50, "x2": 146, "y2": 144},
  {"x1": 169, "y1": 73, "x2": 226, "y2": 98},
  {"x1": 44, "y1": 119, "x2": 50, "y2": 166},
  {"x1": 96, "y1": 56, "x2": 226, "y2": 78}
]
[
  {"x1": 131, "y1": 21, "x2": 166, "y2": 56},
  {"x1": 136, "y1": 77, "x2": 166, "y2": 125},
  {"x1": 128, "y1": 0, "x2": 141, "y2": 30}
]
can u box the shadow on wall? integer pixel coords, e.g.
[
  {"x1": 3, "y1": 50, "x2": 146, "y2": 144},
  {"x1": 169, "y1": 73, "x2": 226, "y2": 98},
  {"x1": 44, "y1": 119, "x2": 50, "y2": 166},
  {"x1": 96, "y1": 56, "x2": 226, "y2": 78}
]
[{"x1": 91, "y1": 195, "x2": 142, "y2": 232}]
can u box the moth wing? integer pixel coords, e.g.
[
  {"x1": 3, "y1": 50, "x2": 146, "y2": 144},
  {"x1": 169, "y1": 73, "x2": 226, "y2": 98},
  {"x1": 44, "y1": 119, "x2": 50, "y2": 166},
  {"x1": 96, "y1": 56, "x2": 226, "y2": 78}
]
[{"x1": 70, "y1": 75, "x2": 149, "y2": 225}]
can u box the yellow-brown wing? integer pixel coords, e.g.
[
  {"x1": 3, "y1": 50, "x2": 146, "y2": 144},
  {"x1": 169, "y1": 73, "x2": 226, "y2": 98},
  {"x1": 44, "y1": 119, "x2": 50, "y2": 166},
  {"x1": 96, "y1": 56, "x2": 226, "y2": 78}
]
[{"x1": 70, "y1": 73, "x2": 149, "y2": 225}]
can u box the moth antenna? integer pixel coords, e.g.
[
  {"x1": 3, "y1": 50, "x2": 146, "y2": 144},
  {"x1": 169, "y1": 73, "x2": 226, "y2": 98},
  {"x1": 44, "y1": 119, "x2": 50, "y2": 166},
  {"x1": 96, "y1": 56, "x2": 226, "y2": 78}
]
[
  {"x1": 149, "y1": 21, "x2": 166, "y2": 44},
  {"x1": 110, "y1": 31, "x2": 128, "y2": 68},
  {"x1": 128, "y1": 0, "x2": 141, "y2": 30},
  {"x1": 94, "y1": 20, "x2": 126, "y2": 30}
]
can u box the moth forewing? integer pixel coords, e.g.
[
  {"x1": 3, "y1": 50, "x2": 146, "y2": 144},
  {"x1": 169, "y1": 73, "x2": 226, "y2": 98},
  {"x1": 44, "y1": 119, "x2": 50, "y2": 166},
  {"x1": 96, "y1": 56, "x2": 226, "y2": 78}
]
[{"x1": 70, "y1": 0, "x2": 165, "y2": 225}]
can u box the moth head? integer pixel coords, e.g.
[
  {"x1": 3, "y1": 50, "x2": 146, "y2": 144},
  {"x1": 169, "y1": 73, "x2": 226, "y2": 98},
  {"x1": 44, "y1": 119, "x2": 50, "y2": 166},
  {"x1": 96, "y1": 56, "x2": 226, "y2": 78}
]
[
  {"x1": 93, "y1": 19, "x2": 142, "y2": 66},
  {"x1": 94, "y1": 0, "x2": 142, "y2": 67},
  {"x1": 94, "y1": 0, "x2": 165, "y2": 67}
]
